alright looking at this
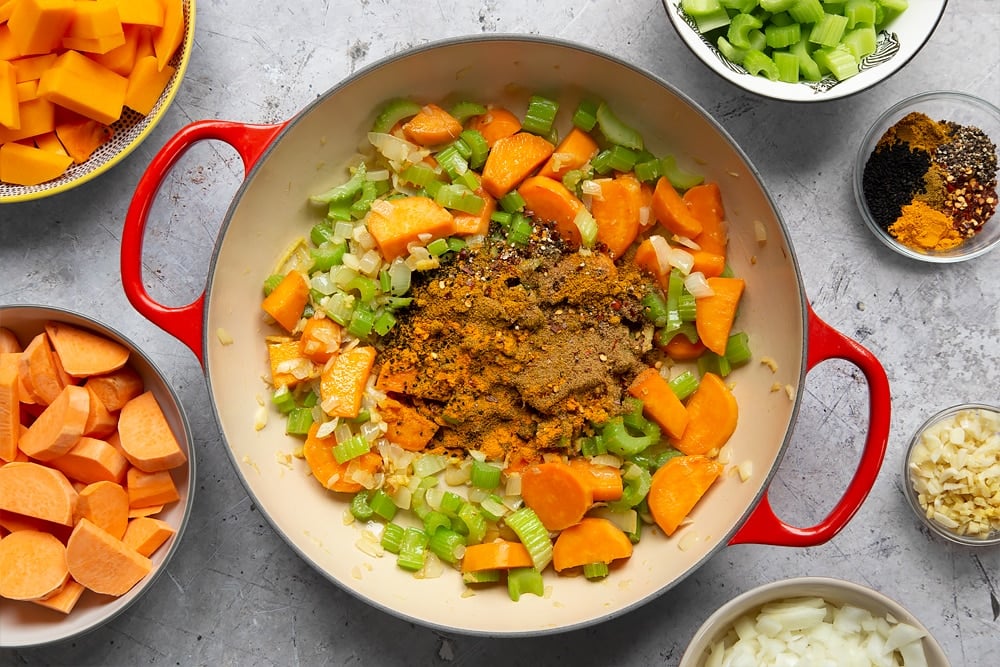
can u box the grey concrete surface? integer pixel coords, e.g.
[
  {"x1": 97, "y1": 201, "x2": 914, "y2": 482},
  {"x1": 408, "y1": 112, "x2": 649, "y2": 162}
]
[{"x1": 1, "y1": 2, "x2": 998, "y2": 665}]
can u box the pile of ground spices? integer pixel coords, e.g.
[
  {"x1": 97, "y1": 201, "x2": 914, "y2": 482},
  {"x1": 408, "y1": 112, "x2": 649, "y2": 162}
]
[
  {"x1": 375, "y1": 224, "x2": 656, "y2": 467},
  {"x1": 861, "y1": 111, "x2": 998, "y2": 252}
]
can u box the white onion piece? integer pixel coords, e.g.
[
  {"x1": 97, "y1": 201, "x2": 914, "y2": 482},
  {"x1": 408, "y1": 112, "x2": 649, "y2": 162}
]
[
  {"x1": 673, "y1": 234, "x2": 701, "y2": 250},
  {"x1": 638, "y1": 205, "x2": 651, "y2": 227},
  {"x1": 667, "y1": 247, "x2": 695, "y2": 275},
  {"x1": 581, "y1": 179, "x2": 604, "y2": 199},
  {"x1": 754, "y1": 219, "x2": 768, "y2": 244},
  {"x1": 649, "y1": 234, "x2": 673, "y2": 274},
  {"x1": 386, "y1": 258, "x2": 411, "y2": 295},
  {"x1": 684, "y1": 271, "x2": 714, "y2": 298}
]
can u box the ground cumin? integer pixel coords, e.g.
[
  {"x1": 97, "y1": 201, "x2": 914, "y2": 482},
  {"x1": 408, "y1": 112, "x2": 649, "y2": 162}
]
[
  {"x1": 376, "y1": 227, "x2": 654, "y2": 466},
  {"x1": 878, "y1": 112, "x2": 951, "y2": 154},
  {"x1": 889, "y1": 200, "x2": 963, "y2": 251}
]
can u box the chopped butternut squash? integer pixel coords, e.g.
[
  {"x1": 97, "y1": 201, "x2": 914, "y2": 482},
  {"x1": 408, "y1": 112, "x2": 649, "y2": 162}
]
[
  {"x1": 37, "y1": 49, "x2": 127, "y2": 125},
  {"x1": 0, "y1": 141, "x2": 72, "y2": 185}
]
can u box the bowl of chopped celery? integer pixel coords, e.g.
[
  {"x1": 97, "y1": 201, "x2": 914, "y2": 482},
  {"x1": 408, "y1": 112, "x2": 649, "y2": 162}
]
[
  {"x1": 662, "y1": 0, "x2": 947, "y2": 102},
  {"x1": 854, "y1": 91, "x2": 1000, "y2": 262},
  {"x1": 679, "y1": 577, "x2": 950, "y2": 666},
  {"x1": 903, "y1": 404, "x2": 1000, "y2": 547}
]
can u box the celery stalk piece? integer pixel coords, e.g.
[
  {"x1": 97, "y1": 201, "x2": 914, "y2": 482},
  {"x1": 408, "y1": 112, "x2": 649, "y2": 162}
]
[
  {"x1": 397, "y1": 528, "x2": 429, "y2": 571},
  {"x1": 717, "y1": 36, "x2": 749, "y2": 65},
  {"x1": 427, "y1": 528, "x2": 467, "y2": 564},
  {"x1": 571, "y1": 99, "x2": 599, "y2": 131},
  {"x1": 681, "y1": 0, "x2": 725, "y2": 16},
  {"x1": 309, "y1": 163, "x2": 367, "y2": 205},
  {"x1": 435, "y1": 183, "x2": 485, "y2": 214},
  {"x1": 380, "y1": 522, "x2": 405, "y2": 553},
  {"x1": 271, "y1": 385, "x2": 295, "y2": 414},
  {"x1": 748, "y1": 28, "x2": 768, "y2": 52},
  {"x1": 583, "y1": 562, "x2": 610, "y2": 580},
  {"x1": 813, "y1": 44, "x2": 859, "y2": 80},
  {"x1": 875, "y1": 0, "x2": 907, "y2": 26},
  {"x1": 504, "y1": 507, "x2": 553, "y2": 571},
  {"x1": 371, "y1": 98, "x2": 422, "y2": 134},
  {"x1": 841, "y1": 26, "x2": 877, "y2": 60},
  {"x1": 788, "y1": 0, "x2": 825, "y2": 23},
  {"x1": 350, "y1": 490, "x2": 375, "y2": 521},
  {"x1": 724, "y1": 331, "x2": 753, "y2": 366},
  {"x1": 761, "y1": 0, "x2": 798, "y2": 10},
  {"x1": 765, "y1": 22, "x2": 801, "y2": 49},
  {"x1": 284, "y1": 407, "x2": 314, "y2": 435},
  {"x1": 507, "y1": 567, "x2": 544, "y2": 601},
  {"x1": 790, "y1": 36, "x2": 823, "y2": 81},
  {"x1": 460, "y1": 129, "x2": 489, "y2": 170},
  {"x1": 470, "y1": 459, "x2": 502, "y2": 489},
  {"x1": 449, "y1": 100, "x2": 487, "y2": 123},
  {"x1": 573, "y1": 209, "x2": 599, "y2": 248},
  {"x1": 369, "y1": 489, "x2": 398, "y2": 521},
  {"x1": 463, "y1": 570, "x2": 500, "y2": 584},
  {"x1": 845, "y1": 0, "x2": 876, "y2": 28},
  {"x1": 332, "y1": 433, "x2": 370, "y2": 464},
  {"x1": 661, "y1": 155, "x2": 703, "y2": 190},
  {"x1": 809, "y1": 12, "x2": 849, "y2": 47},
  {"x1": 498, "y1": 190, "x2": 526, "y2": 213},
  {"x1": 522, "y1": 95, "x2": 559, "y2": 136},
  {"x1": 723, "y1": 0, "x2": 759, "y2": 12},
  {"x1": 668, "y1": 370, "x2": 700, "y2": 401},
  {"x1": 595, "y1": 102, "x2": 644, "y2": 150},
  {"x1": 773, "y1": 50, "x2": 801, "y2": 82},
  {"x1": 728, "y1": 13, "x2": 764, "y2": 49},
  {"x1": 694, "y1": 6, "x2": 734, "y2": 33}
]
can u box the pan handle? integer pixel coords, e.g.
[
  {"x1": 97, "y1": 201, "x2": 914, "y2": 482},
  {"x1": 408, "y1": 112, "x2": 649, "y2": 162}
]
[
  {"x1": 729, "y1": 302, "x2": 890, "y2": 547},
  {"x1": 121, "y1": 120, "x2": 288, "y2": 364}
]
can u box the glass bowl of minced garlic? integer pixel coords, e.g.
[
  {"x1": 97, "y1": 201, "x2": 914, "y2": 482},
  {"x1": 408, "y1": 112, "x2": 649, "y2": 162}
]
[
  {"x1": 854, "y1": 91, "x2": 1000, "y2": 263},
  {"x1": 903, "y1": 403, "x2": 1000, "y2": 546}
]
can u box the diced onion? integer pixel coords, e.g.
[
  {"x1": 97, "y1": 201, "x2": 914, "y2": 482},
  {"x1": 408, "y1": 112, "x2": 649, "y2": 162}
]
[
  {"x1": 673, "y1": 234, "x2": 701, "y2": 250},
  {"x1": 684, "y1": 271, "x2": 714, "y2": 298},
  {"x1": 638, "y1": 205, "x2": 651, "y2": 227},
  {"x1": 754, "y1": 219, "x2": 768, "y2": 244},
  {"x1": 667, "y1": 247, "x2": 695, "y2": 275},
  {"x1": 581, "y1": 179, "x2": 604, "y2": 198},
  {"x1": 649, "y1": 234, "x2": 672, "y2": 274},
  {"x1": 369, "y1": 198, "x2": 394, "y2": 217}
]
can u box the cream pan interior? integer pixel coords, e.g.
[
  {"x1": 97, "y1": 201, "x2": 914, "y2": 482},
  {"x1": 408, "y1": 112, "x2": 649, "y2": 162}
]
[{"x1": 201, "y1": 37, "x2": 807, "y2": 634}]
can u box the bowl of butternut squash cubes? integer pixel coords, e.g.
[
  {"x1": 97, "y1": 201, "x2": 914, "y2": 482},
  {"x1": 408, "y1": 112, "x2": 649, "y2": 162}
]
[
  {"x1": 0, "y1": 0, "x2": 194, "y2": 202},
  {"x1": 0, "y1": 305, "x2": 194, "y2": 648}
]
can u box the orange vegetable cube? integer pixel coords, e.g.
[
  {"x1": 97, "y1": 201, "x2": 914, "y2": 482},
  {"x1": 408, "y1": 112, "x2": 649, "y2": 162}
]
[
  {"x1": 0, "y1": 97, "x2": 55, "y2": 143},
  {"x1": 365, "y1": 196, "x2": 456, "y2": 261},
  {"x1": 124, "y1": 54, "x2": 174, "y2": 115},
  {"x1": 90, "y1": 24, "x2": 143, "y2": 76},
  {"x1": 6, "y1": 0, "x2": 76, "y2": 57},
  {"x1": 55, "y1": 116, "x2": 112, "y2": 163},
  {"x1": 62, "y1": 32, "x2": 127, "y2": 55},
  {"x1": 0, "y1": 25, "x2": 19, "y2": 61},
  {"x1": 0, "y1": 141, "x2": 72, "y2": 185},
  {"x1": 261, "y1": 270, "x2": 310, "y2": 332},
  {"x1": 66, "y1": 0, "x2": 123, "y2": 40},
  {"x1": 15, "y1": 79, "x2": 38, "y2": 102},
  {"x1": 116, "y1": 0, "x2": 165, "y2": 27},
  {"x1": 37, "y1": 49, "x2": 127, "y2": 125},
  {"x1": 151, "y1": 0, "x2": 183, "y2": 71},
  {"x1": 0, "y1": 61, "x2": 17, "y2": 130},
  {"x1": 319, "y1": 345, "x2": 376, "y2": 418},
  {"x1": 266, "y1": 336, "x2": 307, "y2": 389},
  {"x1": 10, "y1": 53, "x2": 58, "y2": 83}
]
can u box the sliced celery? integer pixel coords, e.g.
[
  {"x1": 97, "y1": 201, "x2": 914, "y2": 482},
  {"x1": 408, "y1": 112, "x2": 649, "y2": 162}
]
[
  {"x1": 788, "y1": 0, "x2": 825, "y2": 23},
  {"x1": 423, "y1": 510, "x2": 451, "y2": 535},
  {"x1": 669, "y1": 370, "x2": 700, "y2": 401},
  {"x1": 369, "y1": 489, "x2": 398, "y2": 521},
  {"x1": 760, "y1": 0, "x2": 799, "y2": 10},
  {"x1": 809, "y1": 12, "x2": 849, "y2": 47},
  {"x1": 449, "y1": 100, "x2": 487, "y2": 123},
  {"x1": 478, "y1": 494, "x2": 508, "y2": 522},
  {"x1": 604, "y1": 145, "x2": 639, "y2": 173},
  {"x1": 583, "y1": 562, "x2": 610, "y2": 580},
  {"x1": 608, "y1": 463, "x2": 651, "y2": 511},
  {"x1": 573, "y1": 209, "x2": 599, "y2": 248},
  {"x1": 661, "y1": 155, "x2": 704, "y2": 191},
  {"x1": 504, "y1": 507, "x2": 553, "y2": 570},
  {"x1": 332, "y1": 433, "x2": 370, "y2": 464},
  {"x1": 440, "y1": 490, "x2": 464, "y2": 516},
  {"x1": 572, "y1": 99, "x2": 599, "y2": 131},
  {"x1": 522, "y1": 95, "x2": 559, "y2": 136},
  {"x1": 507, "y1": 567, "x2": 544, "y2": 601},
  {"x1": 397, "y1": 528, "x2": 429, "y2": 571},
  {"x1": 845, "y1": 0, "x2": 876, "y2": 27},
  {"x1": 309, "y1": 163, "x2": 367, "y2": 205},
  {"x1": 724, "y1": 0, "x2": 761, "y2": 11},
  {"x1": 271, "y1": 385, "x2": 295, "y2": 414},
  {"x1": 728, "y1": 13, "x2": 764, "y2": 49},
  {"x1": 380, "y1": 522, "x2": 405, "y2": 553},
  {"x1": 633, "y1": 158, "x2": 662, "y2": 184},
  {"x1": 773, "y1": 50, "x2": 801, "y2": 82},
  {"x1": 460, "y1": 129, "x2": 489, "y2": 169},
  {"x1": 463, "y1": 569, "x2": 500, "y2": 584},
  {"x1": 842, "y1": 26, "x2": 877, "y2": 60},
  {"x1": 790, "y1": 36, "x2": 823, "y2": 81},
  {"x1": 743, "y1": 49, "x2": 780, "y2": 80},
  {"x1": 595, "y1": 102, "x2": 644, "y2": 150},
  {"x1": 435, "y1": 183, "x2": 485, "y2": 214},
  {"x1": 602, "y1": 417, "x2": 654, "y2": 457},
  {"x1": 498, "y1": 190, "x2": 526, "y2": 213},
  {"x1": 457, "y1": 502, "x2": 487, "y2": 544},
  {"x1": 428, "y1": 528, "x2": 466, "y2": 564},
  {"x1": 371, "y1": 98, "x2": 421, "y2": 134},
  {"x1": 813, "y1": 44, "x2": 859, "y2": 80},
  {"x1": 765, "y1": 22, "x2": 801, "y2": 48},
  {"x1": 717, "y1": 35, "x2": 749, "y2": 65},
  {"x1": 681, "y1": 0, "x2": 726, "y2": 15},
  {"x1": 470, "y1": 459, "x2": 502, "y2": 489},
  {"x1": 350, "y1": 490, "x2": 374, "y2": 521},
  {"x1": 285, "y1": 407, "x2": 314, "y2": 435}
]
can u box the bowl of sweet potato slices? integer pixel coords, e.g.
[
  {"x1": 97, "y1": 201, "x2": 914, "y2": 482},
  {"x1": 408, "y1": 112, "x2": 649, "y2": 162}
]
[
  {"x1": 0, "y1": 0, "x2": 195, "y2": 202},
  {"x1": 0, "y1": 304, "x2": 194, "y2": 648}
]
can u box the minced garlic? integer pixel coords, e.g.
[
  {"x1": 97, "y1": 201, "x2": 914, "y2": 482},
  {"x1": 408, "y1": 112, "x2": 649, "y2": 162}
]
[{"x1": 907, "y1": 407, "x2": 1000, "y2": 539}]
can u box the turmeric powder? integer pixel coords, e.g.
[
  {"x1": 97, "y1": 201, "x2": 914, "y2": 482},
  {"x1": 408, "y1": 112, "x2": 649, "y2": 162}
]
[{"x1": 889, "y1": 200, "x2": 963, "y2": 251}]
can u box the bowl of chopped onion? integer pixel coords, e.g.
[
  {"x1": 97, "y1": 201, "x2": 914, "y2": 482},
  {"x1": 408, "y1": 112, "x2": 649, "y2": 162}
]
[
  {"x1": 679, "y1": 576, "x2": 950, "y2": 667},
  {"x1": 903, "y1": 403, "x2": 1000, "y2": 546},
  {"x1": 662, "y1": 0, "x2": 947, "y2": 103}
]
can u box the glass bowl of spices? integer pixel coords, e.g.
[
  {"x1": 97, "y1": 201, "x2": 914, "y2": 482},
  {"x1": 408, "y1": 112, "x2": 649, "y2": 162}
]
[
  {"x1": 903, "y1": 403, "x2": 1000, "y2": 547},
  {"x1": 854, "y1": 91, "x2": 1000, "y2": 262}
]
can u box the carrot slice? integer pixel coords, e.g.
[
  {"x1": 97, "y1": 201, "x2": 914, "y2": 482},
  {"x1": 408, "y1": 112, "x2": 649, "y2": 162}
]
[
  {"x1": 298, "y1": 315, "x2": 342, "y2": 365},
  {"x1": 76, "y1": 480, "x2": 129, "y2": 540},
  {"x1": 651, "y1": 176, "x2": 703, "y2": 238},
  {"x1": 467, "y1": 106, "x2": 521, "y2": 148},
  {"x1": 19, "y1": 384, "x2": 90, "y2": 461},
  {"x1": 0, "y1": 529, "x2": 69, "y2": 601},
  {"x1": 659, "y1": 333, "x2": 707, "y2": 361},
  {"x1": 536, "y1": 127, "x2": 599, "y2": 180},
  {"x1": 374, "y1": 363, "x2": 417, "y2": 394},
  {"x1": 319, "y1": 345, "x2": 376, "y2": 418},
  {"x1": 671, "y1": 372, "x2": 738, "y2": 456},
  {"x1": 519, "y1": 461, "x2": 593, "y2": 531},
  {"x1": 695, "y1": 276, "x2": 745, "y2": 355},
  {"x1": 551, "y1": 517, "x2": 633, "y2": 572},
  {"x1": 261, "y1": 270, "x2": 310, "y2": 333},
  {"x1": 690, "y1": 250, "x2": 726, "y2": 278},
  {"x1": 684, "y1": 182, "x2": 728, "y2": 257},
  {"x1": 126, "y1": 467, "x2": 179, "y2": 508},
  {"x1": 84, "y1": 365, "x2": 144, "y2": 412},
  {"x1": 647, "y1": 455, "x2": 723, "y2": 536},
  {"x1": 66, "y1": 517, "x2": 152, "y2": 596},
  {"x1": 266, "y1": 336, "x2": 306, "y2": 390},
  {"x1": 0, "y1": 352, "x2": 20, "y2": 462},
  {"x1": 82, "y1": 384, "x2": 118, "y2": 438},
  {"x1": 49, "y1": 435, "x2": 129, "y2": 484},
  {"x1": 44, "y1": 320, "x2": 130, "y2": 377},
  {"x1": 460, "y1": 539, "x2": 533, "y2": 573},
  {"x1": 19, "y1": 331, "x2": 67, "y2": 405},
  {"x1": 121, "y1": 516, "x2": 175, "y2": 557},
  {"x1": 378, "y1": 397, "x2": 439, "y2": 452},
  {"x1": 567, "y1": 458, "x2": 623, "y2": 502},
  {"x1": 365, "y1": 196, "x2": 456, "y2": 262},
  {"x1": 0, "y1": 461, "x2": 78, "y2": 526},
  {"x1": 592, "y1": 173, "x2": 643, "y2": 259},
  {"x1": 627, "y1": 367, "x2": 689, "y2": 440},
  {"x1": 301, "y1": 422, "x2": 381, "y2": 493},
  {"x1": 401, "y1": 103, "x2": 463, "y2": 146},
  {"x1": 117, "y1": 390, "x2": 186, "y2": 472},
  {"x1": 631, "y1": 237, "x2": 668, "y2": 290},
  {"x1": 516, "y1": 175, "x2": 585, "y2": 246},
  {"x1": 481, "y1": 132, "x2": 555, "y2": 198},
  {"x1": 32, "y1": 578, "x2": 85, "y2": 614}
]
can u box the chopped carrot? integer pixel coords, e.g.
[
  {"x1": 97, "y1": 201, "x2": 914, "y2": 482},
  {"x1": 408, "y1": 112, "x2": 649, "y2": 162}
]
[
  {"x1": 519, "y1": 461, "x2": 593, "y2": 531},
  {"x1": 671, "y1": 372, "x2": 738, "y2": 456},
  {"x1": 659, "y1": 333, "x2": 707, "y2": 361},
  {"x1": 378, "y1": 397, "x2": 438, "y2": 451},
  {"x1": 647, "y1": 455, "x2": 723, "y2": 536},
  {"x1": 460, "y1": 539, "x2": 533, "y2": 573},
  {"x1": 319, "y1": 345, "x2": 376, "y2": 418},
  {"x1": 18, "y1": 384, "x2": 90, "y2": 461},
  {"x1": 481, "y1": 131, "x2": 554, "y2": 198},
  {"x1": 31, "y1": 578, "x2": 85, "y2": 614},
  {"x1": 44, "y1": 320, "x2": 130, "y2": 377},
  {"x1": 76, "y1": 480, "x2": 129, "y2": 540},
  {"x1": 536, "y1": 127, "x2": 599, "y2": 180},
  {"x1": 631, "y1": 237, "x2": 667, "y2": 289},
  {"x1": 0, "y1": 327, "x2": 22, "y2": 353},
  {"x1": 261, "y1": 270, "x2": 310, "y2": 333},
  {"x1": 298, "y1": 315, "x2": 342, "y2": 365},
  {"x1": 467, "y1": 106, "x2": 521, "y2": 148},
  {"x1": 401, "y1": 103, "x2": 463, "y2": 146},
  {"x1": 0, "y1": 529, "x2": 69, "y2": 601},
  {"x1": 516, "y1": 175, "x2": 585, "y2": 246},
  {"x1": 651, "y1": 176, "x2": 703, "y2": 238},
  {"x1": 592, "y1": 173, "x2": 643, "y2": 258},
  {"x1": 84, "y1": 365, "x2": 144, "y2": 412},
  {"x1": 374, "y1": 363, "x2": 417, "y2": 394},
  {"x1": 19, "y1": 331, "x2": 68, "y2": 405},
  {"x1": 266, "y1": 336, "x2": 306, "y2": 389},
  {"x1": 82, "y1": 384, "x2": 118, "y2": 438},
  {"x1": 0, "y1": 461, "x2": 78, "y2": 526},
  {"x1": 689, "y1": 250, "x2": 726, "y2": 279},
  {"x1": 48, "y1": 435, "x2": 129, "y2": 485},
  {"x1": 0, "y1": 352, "x2": 20, "y2": 461},
  {"x1": 365, "y1": 195, "x2": 456, "y2": 261},
  {"x1": 627, "y1": 367, "x2": 689, "y2": 440},
  {"x1": 66, "y1": 517, "x2": 152, "y2": 596},
  {"x1": 551, "y1": 517, "x2": 633, "y2": 572},
  {"x1": 301, "y1": 422, "x2": 381, "y2": 493},
  {"x1": 695, "y1": 276, "x2": 745, "y2": 355},
  {"x1": 567, "y1": 458, "x2": 623, "y2": 502},
  {"x1": 117, "y1": 390, "x2": 187, "y2": 472},
  {"x1": 121, "y1": 516, "x2": 174, "y2": 557},
  {"x1": 451, "y1": 187, "x2": 495, "y2": 237},
  {"x1": 127, "y1": 504, "x2": 163, "y2": 519},
  {"x1": 126, "y1": 467, "x2": 179, "y2": 508},
  {"x1": 685, "y1": 182, "x2": 728, "y2": 257}
]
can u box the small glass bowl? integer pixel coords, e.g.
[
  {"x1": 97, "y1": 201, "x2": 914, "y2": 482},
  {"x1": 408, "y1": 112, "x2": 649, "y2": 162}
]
[
  {"x1": 853, "y1": 91, "x2": 1000, "y2": 263},
  {"x1": 903, "y1": 403, "x2": 1000, "y2": 546}
]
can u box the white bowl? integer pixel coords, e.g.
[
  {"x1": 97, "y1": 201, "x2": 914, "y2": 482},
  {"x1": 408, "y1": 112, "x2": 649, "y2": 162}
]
[
  {"x1": 679, "y1": 577, "x2": 951, "y2": 666},
  {"x1": 662, "y1": 0, "x2": 947, "y2": 102},
  {"x1": 0, "y1": 305, "x2": 195, "y2": 648}
]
